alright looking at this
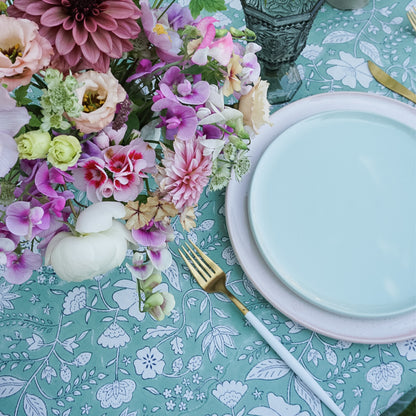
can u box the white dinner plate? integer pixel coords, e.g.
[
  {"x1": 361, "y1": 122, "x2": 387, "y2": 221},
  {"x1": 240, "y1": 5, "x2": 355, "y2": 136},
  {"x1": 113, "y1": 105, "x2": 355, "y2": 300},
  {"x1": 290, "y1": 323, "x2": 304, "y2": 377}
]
[{"x1": 225, "y1": 92, "x2": 416, "y2": 343}]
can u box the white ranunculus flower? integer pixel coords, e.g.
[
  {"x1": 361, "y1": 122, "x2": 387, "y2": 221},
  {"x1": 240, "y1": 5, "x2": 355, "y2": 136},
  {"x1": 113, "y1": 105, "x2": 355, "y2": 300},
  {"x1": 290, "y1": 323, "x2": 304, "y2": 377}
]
[{"x1": 45, "y1": 202, "x2": 132, "y2": 282}]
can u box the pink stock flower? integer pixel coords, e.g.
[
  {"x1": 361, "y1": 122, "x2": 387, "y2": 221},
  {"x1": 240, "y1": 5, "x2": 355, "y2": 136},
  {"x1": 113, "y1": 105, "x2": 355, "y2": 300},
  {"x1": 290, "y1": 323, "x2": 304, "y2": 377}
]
[
  {"x1": 0, "y1": 15, "x2": 53, "y2": 91},
  {"x1": 5, "y1": 250, "x2": 42, "y2": 284},
  {"x1": 189, "y1": 17, "x2": 233, "y2": 66},
  {"x1": 140, "y1": 0, "x2": 182, "y2": 63},
  {"x1": 157, "y1": 138, "x2": 212, "y2": 210},
  {"x1": 8, "y1": 0, "x2": 142, "y2": 73},
  {"x1": 0, "y1": 86, "x2": 30, "y2": 177},
  {"x1": 71, "y1": 70, "x2": 127, "y2": 134}
]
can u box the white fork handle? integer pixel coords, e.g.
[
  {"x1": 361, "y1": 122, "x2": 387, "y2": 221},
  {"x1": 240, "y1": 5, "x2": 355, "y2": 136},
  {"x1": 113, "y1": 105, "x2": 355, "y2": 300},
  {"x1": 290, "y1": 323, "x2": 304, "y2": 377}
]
[{"x1": 245, "y1": 311, "x2": 346, "y2": 416}]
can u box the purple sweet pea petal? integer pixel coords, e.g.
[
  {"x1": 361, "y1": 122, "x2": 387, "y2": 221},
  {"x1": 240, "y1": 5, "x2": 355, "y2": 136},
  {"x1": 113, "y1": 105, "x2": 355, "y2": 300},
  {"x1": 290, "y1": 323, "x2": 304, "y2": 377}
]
[
  {"x1": 161, "y1": 66, "x2": 184, "y2": 87},
  {"x1": 5, "y1": 250, "x2": 42, "y2": 284},
  {"x1": 35, "y1": 163, "x2": 58, "y2": 198},
  {"x1": 167, "y1": 3, "x2": 193, "y2": 30},
  {"x1": 177, "y1": 80, "x2": 210, "y2": 105},
  {"x1": 147, "y1": 246, "x2": 172, "y2": 271},
  {"x1": 132, "y1": 227, "x2": 166, "y2": 247},
  {"x1": 126, "y1": 60, "x2": 165, "y2": 82},
  {"x1": 5, "y1": 201, "x2": 31, "y2": 236}
]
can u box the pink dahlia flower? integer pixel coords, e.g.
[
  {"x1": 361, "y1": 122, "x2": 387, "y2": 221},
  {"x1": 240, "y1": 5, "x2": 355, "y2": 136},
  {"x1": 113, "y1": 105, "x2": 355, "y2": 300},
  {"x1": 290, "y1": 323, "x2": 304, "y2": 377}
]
[
  {"x1": 157, "y1": 139, "x2": 212, "y2": 210},
  {"x1": 0, "y1": 15, "x2": 53, "y2": 91},
  {"x1": 8, "y1": 0, "x2": 142, "y2": 73}
]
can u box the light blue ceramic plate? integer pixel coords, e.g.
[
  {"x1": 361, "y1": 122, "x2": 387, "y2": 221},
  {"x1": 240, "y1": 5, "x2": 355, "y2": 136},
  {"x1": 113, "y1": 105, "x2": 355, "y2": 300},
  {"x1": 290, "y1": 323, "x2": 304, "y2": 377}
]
[{"x1": 248, "y1": 110, "x2": 416, "y2": 319}]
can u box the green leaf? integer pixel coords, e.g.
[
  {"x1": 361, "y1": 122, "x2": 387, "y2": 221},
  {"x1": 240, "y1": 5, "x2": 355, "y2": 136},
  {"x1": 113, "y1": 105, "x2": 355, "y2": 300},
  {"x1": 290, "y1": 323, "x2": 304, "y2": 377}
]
[
  {"x1": 185, "y1": 63, "x2": 225, "y2": 85},
  {"x1": 189, "y1": 0, "x2": 226, "y2": 18},
  {"x1": 13, "y1": 85, "x2": 31, "y2": 106}
]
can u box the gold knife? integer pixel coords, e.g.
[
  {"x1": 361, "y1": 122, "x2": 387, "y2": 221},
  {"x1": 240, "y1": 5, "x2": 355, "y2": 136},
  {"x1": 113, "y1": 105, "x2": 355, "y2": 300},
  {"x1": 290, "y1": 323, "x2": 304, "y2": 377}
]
[{"x1": 368, "y1": 61, "x2": 416, "y2": 104}]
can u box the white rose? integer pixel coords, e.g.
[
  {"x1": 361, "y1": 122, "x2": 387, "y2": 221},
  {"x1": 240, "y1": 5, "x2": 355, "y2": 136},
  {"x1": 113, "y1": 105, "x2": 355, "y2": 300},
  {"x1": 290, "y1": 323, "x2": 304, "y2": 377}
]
[
  {"x1": 238, "y1": 78, "x2": 271, "y2": 134},
  {"x1": 45, "y1": 202, "x2": 132, "y2": 282}
]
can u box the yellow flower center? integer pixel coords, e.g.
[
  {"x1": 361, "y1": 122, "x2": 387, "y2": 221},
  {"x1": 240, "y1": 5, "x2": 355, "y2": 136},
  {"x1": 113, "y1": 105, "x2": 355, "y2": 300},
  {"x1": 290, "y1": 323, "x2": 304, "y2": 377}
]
[
  {"x1": 153, "y1": 23, "x2": 168, "y2": 36},
  {"x1": 0, "y1": 44, "x2": 22, "y2": 64},
  {"x1": 82, "y1": 91, "x2": 106, "y2": 113}
]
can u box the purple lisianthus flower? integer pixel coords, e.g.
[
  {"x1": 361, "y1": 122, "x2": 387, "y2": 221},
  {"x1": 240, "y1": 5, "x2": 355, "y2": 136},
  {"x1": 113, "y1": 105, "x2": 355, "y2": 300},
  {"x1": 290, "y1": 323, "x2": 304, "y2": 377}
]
[
  {"x1": 126, "y1": 59, "x2": 165, "y2": 83},
  {"x1": 0, "y1": 85, "x2": 30, "y2": 177},
  {"x1": 152, "y1": 99, "x2": 198, "y2": 141},
  {"x1": 5, "y1": 250, "x2": 42, "y2": 284}
]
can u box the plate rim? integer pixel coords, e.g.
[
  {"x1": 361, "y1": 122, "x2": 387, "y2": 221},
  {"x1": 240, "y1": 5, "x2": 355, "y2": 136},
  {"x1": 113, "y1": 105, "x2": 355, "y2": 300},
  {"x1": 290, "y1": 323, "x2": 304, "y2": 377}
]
[
  {"x1": 247, "y1": 109, "x2": 416, "y2": 319},
  {"x1": 225, "y1": 91, "x2": 416, "y2": 343}
]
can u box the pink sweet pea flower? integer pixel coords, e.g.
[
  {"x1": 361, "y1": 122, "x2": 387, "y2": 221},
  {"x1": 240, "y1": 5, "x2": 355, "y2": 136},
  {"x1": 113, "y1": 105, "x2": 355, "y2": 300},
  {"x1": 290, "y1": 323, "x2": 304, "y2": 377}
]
[
  {"x1": 126, "y1": 252, "x2": 154, "y2": 280},
  {"x1": 146, "y1": 245, "x2": 172, "y2": 271},
  {"x1": 5, "y1": 250, "x2": 42, "y2": 284},
  {"x1": 144, "y1": 291, "x2": 175, "y2": 321},
  {"x1": 6, "y1": 201, "x2": 50, "y2": 239},
  {"x1": 190, "y1": 17, "x2": 233, "y2": 66},
  {"x1": 158, "y1": 66, "x2": 210, "y2": 105},
  {"x1": 131, "y1": 220, "x2": 173, "y2": 248}
]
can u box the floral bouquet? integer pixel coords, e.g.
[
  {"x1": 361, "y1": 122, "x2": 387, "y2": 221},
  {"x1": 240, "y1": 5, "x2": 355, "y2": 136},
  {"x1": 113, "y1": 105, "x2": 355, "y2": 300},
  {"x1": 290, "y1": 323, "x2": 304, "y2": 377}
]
[{"x1": 0, "y1": 0, "x2": 270, "y2": 320}]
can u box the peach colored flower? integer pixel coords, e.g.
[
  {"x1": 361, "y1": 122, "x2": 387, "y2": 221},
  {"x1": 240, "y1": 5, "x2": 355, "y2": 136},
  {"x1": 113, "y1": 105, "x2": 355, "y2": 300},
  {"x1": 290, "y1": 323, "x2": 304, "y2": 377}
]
[
  {"x1": 0, "y1": 15, "x2": 53, "y2": 91},
  {"x1": 238, "y1": 78, "x2": 271, "y2": 134},
  {"x1": 222, "y1": 54, "x2": 243, "y2": 97},
  {"x1": 70, "y1": 70, "x2": 127, "y2": 134}
]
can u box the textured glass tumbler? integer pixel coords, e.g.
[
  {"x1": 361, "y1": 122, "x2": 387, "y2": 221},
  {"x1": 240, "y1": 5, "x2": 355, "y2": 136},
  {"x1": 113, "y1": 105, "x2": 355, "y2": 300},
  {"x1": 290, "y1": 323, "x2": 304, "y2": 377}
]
[
  {"x1": 326, "y1": 0, "x2": 369, "y2": 10},
  {"x1": 241, "y1": 0, "x2": 325, "y2": 104}
]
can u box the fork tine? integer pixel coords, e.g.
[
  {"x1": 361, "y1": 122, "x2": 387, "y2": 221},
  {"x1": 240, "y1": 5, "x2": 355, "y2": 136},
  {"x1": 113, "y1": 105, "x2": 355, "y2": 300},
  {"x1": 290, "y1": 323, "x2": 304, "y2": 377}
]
[
  {"x1": 188, "y1": 240, "x2": 222, "y2": 272},
  {"x1": 183, "y1": 243, "x2": 213, "y2": 281},
  {"x1": 178, "y1": 247, "x2": 204, "y2": 283},
  {"x1": 408, "y1": 8, "x2": 416, "y2": 30}
]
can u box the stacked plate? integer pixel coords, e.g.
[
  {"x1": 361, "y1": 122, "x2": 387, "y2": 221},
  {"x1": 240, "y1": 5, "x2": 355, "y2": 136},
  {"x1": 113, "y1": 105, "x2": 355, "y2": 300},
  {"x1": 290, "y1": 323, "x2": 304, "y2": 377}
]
[{"x1": 225, "y1": 92, "x2": 416, "y2": 343}]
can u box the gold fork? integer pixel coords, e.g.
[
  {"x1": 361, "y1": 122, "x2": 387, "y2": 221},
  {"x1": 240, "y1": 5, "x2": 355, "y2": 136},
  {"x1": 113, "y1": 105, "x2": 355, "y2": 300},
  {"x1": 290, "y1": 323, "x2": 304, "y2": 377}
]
[
  {"x1": 408, "y1": 6, "x2": 416, "y2": 31},
  {"x1": 179, "y1": 241, "x2": 345, "y2": 416}
]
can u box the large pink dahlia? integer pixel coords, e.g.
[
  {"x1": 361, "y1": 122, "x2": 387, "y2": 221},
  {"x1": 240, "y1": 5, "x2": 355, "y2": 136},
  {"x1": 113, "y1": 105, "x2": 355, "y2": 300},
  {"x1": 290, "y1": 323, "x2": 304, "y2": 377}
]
[
  {"x1": 8, "y1": 0, "x2": 142, "y2": 73},
  {"x1": 157, "y1": 139, "x2": 212, "y2": 211}
]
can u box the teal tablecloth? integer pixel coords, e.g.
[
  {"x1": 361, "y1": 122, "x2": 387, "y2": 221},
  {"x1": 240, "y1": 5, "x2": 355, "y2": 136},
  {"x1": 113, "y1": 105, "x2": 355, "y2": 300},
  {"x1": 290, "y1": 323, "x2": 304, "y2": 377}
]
[{"x1": 1, "y1": 1, "x2": 415, "y2": 415}]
